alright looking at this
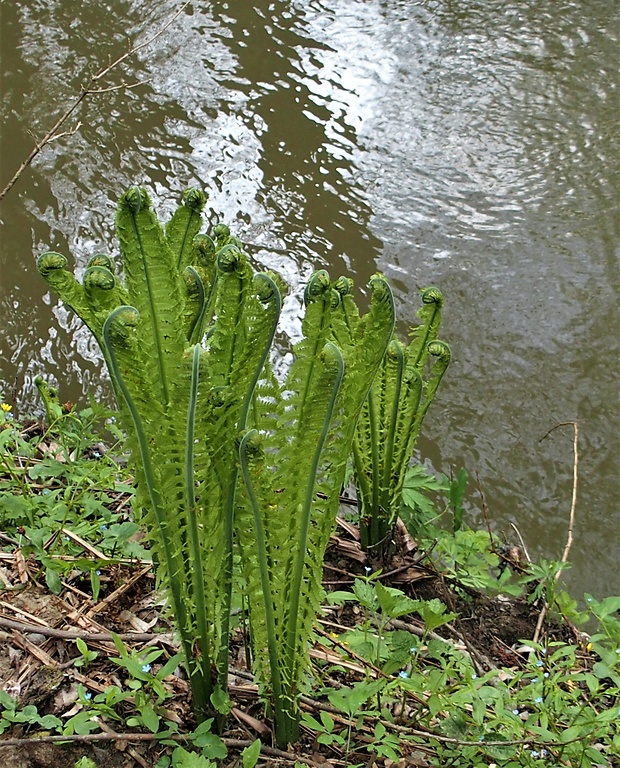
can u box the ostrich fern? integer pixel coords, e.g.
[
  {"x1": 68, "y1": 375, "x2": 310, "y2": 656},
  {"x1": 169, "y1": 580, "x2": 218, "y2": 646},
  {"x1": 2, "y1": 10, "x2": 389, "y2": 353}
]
[
  {"x1": 37, "y1": 186, "x2": 280, "y2": 721},
  {"x1": 346, "y1": 286, "x2": 451, "y2": 553},
  {"x1": 37, "y1": 185, "x2": 399, "y2": 747},
  {"x1": 236, "y1": 271, "x2": 395, "y2": 745}
]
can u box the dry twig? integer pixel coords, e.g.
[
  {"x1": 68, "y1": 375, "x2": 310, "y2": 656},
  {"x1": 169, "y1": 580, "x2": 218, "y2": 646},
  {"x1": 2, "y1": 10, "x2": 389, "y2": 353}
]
[
  {"x1": 0, "y1": 2, "x2": 191, "y2": 202},
  {"x1": 533, "y1": 421, "x2": 579, "y2": 644}
]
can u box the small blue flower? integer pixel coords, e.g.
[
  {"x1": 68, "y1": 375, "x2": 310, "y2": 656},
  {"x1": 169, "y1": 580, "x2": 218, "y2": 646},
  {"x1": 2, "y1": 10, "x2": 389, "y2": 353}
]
[
  {"x1": 543, "y1": 672, "x2": 549, "y2": 678},
  {"x1": 93, "y1": 451, "x2": 101, "y2": 459},
  {"x1": 95, "y1": 570, "x2": 101, "y2": 576},
  {"x1": 409, "y1": 647, "x2": 417, "y2": 654},
  {"x1": 540, "y1": 648, "x2": 546, "y2": 655},
  {"x1": 471, "y1": 674, "x2": 477, "y2": 679},
  {"x1": 478, "y1": 736, "x2": 484, "y2": 743},
  {"x1": 100, "y1": 525, "x2": 108, "y2": 531},
  {"x1": 531, "y1": 751, "x2": 539, "y2": 758},
  {"x1": 512, "y1": 708, "x2": 520, "y2": 715},
  {"x1": 541, "y1": 750, "x2": 548, "y2": 757},
  {"x1": 398, "y1": 670, "x2": 408, "y2": 679},
  {"x1": 534, "y1": 696, "x2": 543, "y2": 704},
  {"x1": 536, "y1": 660, "x2": 544, "y2": 667},
  {"x1": 84, "y1": 692, "x2": 92, "y2": 700},
  {"x1": 43, "y1": 490, "x2": 49, "y2": 495},
  {"x1": 141, "y1": 664, "x2": 152, "y2": 674},
  {"x1": 364, "y1": 566, "x2": 372, "y2": 574}
]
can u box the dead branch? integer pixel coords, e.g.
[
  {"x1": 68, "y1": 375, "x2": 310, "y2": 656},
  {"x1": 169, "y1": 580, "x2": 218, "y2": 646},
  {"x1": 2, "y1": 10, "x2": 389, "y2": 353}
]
[
  {"x1": 0, "y1": 1, "x2": 191, "y2": 202},
  {"x1": 533, "y1": 421, "x2": 579, "y2": 644},
  {"x1": 0, "y1": 615, "x2": 165, "y2": 643}
]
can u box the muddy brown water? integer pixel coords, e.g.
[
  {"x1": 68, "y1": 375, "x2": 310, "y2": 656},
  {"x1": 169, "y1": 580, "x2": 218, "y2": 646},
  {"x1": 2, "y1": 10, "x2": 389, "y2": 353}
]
[{"x1": 0, "y1": 0, "x2": 618, "y2": 599}]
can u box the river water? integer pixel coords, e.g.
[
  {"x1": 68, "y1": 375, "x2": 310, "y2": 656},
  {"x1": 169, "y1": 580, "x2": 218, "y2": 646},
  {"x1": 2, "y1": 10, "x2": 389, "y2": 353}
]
[{"x1": 1, "y1": 0, "x2": 618, "y2": 598}]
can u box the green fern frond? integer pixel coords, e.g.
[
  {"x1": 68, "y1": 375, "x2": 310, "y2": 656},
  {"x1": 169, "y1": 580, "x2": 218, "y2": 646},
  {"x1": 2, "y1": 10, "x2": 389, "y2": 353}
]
[
  {"x1": 165, "y1": 188, "x2": 207, "y2": 271},
  {"x1": 116, "y1": 186, "x2": 186, "y2": 406},
  {"x1": 354, "y1": 284, "x2": 449, "y2": 552},
  {"x1": 234, "y1": 271, "x2": 394, "y2": 747}
]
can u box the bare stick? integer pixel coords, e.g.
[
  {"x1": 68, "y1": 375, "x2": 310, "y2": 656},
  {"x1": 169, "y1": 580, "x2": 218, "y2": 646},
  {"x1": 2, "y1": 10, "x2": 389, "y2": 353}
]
[
  {"x1": 0, "y1": 2, "x2": 190, "y2": 202},
  {"x1": 0, "y1": 615, "x2": 166, "y2": 643},
  {"x1": 510, "y1": 522, "x2": 532, "y2": 564},
  {"x1": 533, "y1": 421, "x2": 579, "y2": 644},
  {"x1": 539, "y1": 421, "x2": 579, "y2": 581}
]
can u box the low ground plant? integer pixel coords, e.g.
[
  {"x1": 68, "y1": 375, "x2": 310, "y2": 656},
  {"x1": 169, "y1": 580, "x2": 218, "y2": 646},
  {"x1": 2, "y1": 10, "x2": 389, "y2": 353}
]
[{"x1": 0, "y1": 405, "x2": 618, "y2": 765}]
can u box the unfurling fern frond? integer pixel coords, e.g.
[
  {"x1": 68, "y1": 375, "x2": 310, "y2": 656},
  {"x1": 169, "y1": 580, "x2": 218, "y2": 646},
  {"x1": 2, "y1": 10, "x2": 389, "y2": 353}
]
[
  {"x1": 37, "y1": 185, "x2": 402, "y2": 747},
  {"x1": 235, "y1": 270, "x2": 394, "y2": 747},
  {"x1": 353, "y1": 286, "x2": 450, "y2": 553},
  {"x1": 37, "y1": 186, "x2": 277, "y2": 724}
]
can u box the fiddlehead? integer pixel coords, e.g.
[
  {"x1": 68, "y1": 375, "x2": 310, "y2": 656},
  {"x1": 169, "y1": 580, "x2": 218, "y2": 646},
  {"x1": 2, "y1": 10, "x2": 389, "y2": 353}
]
[
  {"x1": 123, "y1": 184, "x2": 148, "y2": 214},
  {"x1": 37, "y1": 251, "x2": 100, "y2": 339},
  {"x1": 329, "y1": 276, "x2": 358, "y2": 350},
  {"x1": 166, "y1": 187, "x2": 207, "y2": 271},
  {"x1": 36, "y1": 251, "x2": 67, "y2": 276},
  {"x1": 216, "y1": 244, "x2": 243, "y2": 274},
  {"x1": 303, "y1": 269, "x2": 331, "y2": 305},
  {"x1": 83, "y1": 266, "x2": 119, "y2": 312},
  {"x1": 87, "y1": 253, "x2": 116, "y2": 271},
  {"x1": 192, "y1": 234, "x2": 216, "y2": 268},
  {"x1": 409, "y1": 286, "x2": 444, "y2": 369}
]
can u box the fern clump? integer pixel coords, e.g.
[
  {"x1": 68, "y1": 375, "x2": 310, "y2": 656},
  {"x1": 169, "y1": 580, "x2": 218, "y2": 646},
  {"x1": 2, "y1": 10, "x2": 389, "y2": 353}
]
[
  {"x1": 237, "y1": 271, "x2": 395, "y2": 744},
  {"x1": 37, "y1": 185, "x2": 398, "y2": 746},
  {"x1": 349, "y1": 286, "x2": 451, "y2": 553},
  {"x1": 37, "y1": 186, "x2": 277, "y2": 722}
]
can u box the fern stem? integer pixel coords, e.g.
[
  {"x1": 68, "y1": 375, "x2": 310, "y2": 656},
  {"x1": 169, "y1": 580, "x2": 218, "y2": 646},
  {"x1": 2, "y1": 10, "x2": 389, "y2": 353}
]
[
  {"x1": 410, "y1": 291, "x2": 442, "y2": 369},
  {"x1": 239, "y1": 430, "x2": 289, "y2": 746},
  {"x1": 185, "y1": 343, "x2": 214, "y2": 717},
  {"x1": 412, "y1": 342, "x2": 451, "y2": 433},
  {"x1": 102, "y1": 308, "x2": 193, "y2": 674},
  {"x1": 365, "y1": 389, "x2": 382, "y2": 548},
  {"x1": 352, "y1": 440, "x2": 372, "y2": 523},
  {"x1": 285, "y1": 343, "x2": 344, "y2": 706},
  {"x1": 176, "y1": 208, "x2": 201, "y2": 271},
  {"x1": 239, "y1": 275, "x2": 281, "y2": 430},
  {"x1": 380, "y1": 343, "x2": 405, "y2": 521},
  {"x1": 186, "y1": 266, "x2": 206, "y2": 345}
]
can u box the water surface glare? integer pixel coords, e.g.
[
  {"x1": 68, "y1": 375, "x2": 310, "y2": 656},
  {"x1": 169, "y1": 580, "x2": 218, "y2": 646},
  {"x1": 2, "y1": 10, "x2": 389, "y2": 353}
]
[{"x1": 0, "y1": 0, "x2": 618, "y2": 598}]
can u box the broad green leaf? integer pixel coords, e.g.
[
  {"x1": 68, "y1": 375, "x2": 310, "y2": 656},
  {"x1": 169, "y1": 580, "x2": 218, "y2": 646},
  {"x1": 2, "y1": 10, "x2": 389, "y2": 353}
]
[
  {"x1": 45, "y1": 567, "x2": 62, "y2": 594},
  {"x1": 140, "y1": 703, "x2": 160, "y2": 733},
  {"x1": 241, "y1": 739, "x2": 262, "y2": 768},
  {"x1": 375, "y1": 582, "x2": 419, "y2": 619},
  {"x1": 353, "y1": 579, "x2": 378, "y2": 611}
]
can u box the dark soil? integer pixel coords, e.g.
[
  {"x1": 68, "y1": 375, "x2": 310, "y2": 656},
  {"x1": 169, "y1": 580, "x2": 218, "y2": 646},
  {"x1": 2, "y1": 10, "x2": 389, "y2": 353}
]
[{"x1": 0, "y1": 519, "x2": 579, "y2": 768}]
